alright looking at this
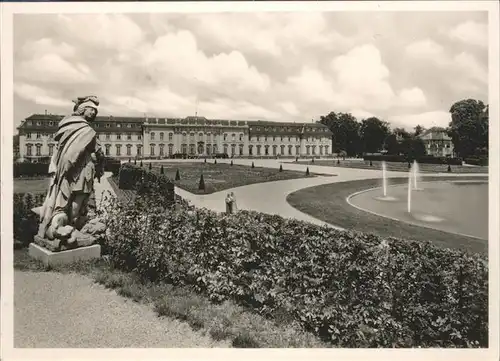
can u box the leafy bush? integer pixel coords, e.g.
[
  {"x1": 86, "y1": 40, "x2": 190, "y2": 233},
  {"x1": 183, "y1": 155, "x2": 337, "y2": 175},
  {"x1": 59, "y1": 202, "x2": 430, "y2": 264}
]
[
  {"x1": 363, "y1": 155, "x2": 463, "y2": 165},
  {"x1": 118, "y1": 163, "x2": 175, "y2": 208},
  {"x1": 101, "y1": 195, "x2": 488, "y2": 348},
  {"x1": 14, "y1": 162, "x2": 49, "y2": 178},
  {"x1": 14, "y1": 192, "x2": 45, "y2": 247}
]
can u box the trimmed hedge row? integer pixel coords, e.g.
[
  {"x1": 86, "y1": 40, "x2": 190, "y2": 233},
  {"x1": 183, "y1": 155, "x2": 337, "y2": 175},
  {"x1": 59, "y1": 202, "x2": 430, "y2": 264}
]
[
  {"x1": 104, "y1": 157, "x2": 122, "y2": 176},
  {"x1": 14, "y1": 192, "x2": 45, "y2": 247},
  {"x1": 118, "y1": 163, "x2": 175, "y2": 208},
  {"x1": 13, "y1": 162, "x2": 50, "y2": 178},
  {"x1": 465, "y1": 156, "x2": 488, "y2": 166},
  {"x1": 102, "y1": 196, "x2": 488, "y2": 348},
  {"x1": 364, "y1": 154, "x2": 463, "y2": 165}
]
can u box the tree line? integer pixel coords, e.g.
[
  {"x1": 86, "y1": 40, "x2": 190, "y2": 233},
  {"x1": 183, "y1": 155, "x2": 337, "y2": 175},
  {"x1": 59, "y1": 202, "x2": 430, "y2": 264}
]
[{"x1": 318, "y1": 98, "x2": 489, "y2": 160}]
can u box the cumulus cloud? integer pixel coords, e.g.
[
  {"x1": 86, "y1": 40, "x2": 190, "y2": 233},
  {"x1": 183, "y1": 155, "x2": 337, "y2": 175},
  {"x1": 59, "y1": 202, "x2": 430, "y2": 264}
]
[
  {"x1": 389, "y1": 111, "x2": 452, "y2": 131},
  {"x1": 447, "y1": 20, "x2": 488, "y2": 48},
  {"x1": 14, "y1": 83, "x2": 69, "y2": 108},
  {"x1": 12, "y1": 12, "x2": 488, "y2": 130},
  {"x1": 16, "y1": 53, "x2": 97, "y2": 84}
]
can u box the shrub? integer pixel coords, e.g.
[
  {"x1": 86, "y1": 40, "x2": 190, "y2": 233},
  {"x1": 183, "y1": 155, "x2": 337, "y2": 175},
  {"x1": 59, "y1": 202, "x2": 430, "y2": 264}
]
[
  {"x1": 117, "y1": 163, "x2": 175, "y2": 208},
  {"x1": 363, "y1": 155, "x2": 463, "y2": 166},
  {"x1": 465, "y1": 156, "x2": 488, "y2": 166},
  {"x1": 104, "y1": 157, "x2": 122, "y2": 177},
  {"x1": 14, "y1": 192, "x2": 45, "y2": 247},
  {"x1": 101, "y1": 199, "x2": 488, "y2": 348},
  {"x1": 13, "y1": 162, "x2": 49, "y2": 178}
]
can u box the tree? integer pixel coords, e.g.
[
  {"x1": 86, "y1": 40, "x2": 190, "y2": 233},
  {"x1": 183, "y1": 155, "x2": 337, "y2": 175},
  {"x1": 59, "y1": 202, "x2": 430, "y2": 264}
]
[
  {"x1": 414, "y1": 125, "x2": 426, "y2": 137},
  {"x1": 447, "y1": 99, "x2": 488, "y2": 158},
  {"x1": 359, "y1": 117, "x2": 391, "y2": 154},
  {"x1": 384, "y1": 134, "x2": 400, "y2": 155},
  {"x1": 319, "y1": 112, "x2": 362, "y2": 156}
]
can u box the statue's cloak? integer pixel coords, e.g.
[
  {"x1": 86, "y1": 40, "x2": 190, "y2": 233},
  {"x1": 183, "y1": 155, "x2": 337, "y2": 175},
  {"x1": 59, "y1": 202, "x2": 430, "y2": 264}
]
[{"x1": 37, "y1": 115, "x2": 98, "y2": 238}]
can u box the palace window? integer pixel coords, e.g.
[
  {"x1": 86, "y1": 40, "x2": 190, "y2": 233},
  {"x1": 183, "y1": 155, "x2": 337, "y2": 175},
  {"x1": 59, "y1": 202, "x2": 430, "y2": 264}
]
[
  {"x1": 273, "y1": 136, "x2": 276, "y2": 142},
  {"x1": 199, "y1": 132, "x2": 203, "y2": 139},
  {"x1": 239, "y1": 144, "x2": 244, "y2": 155},
  {"x1": 150, "y1": 144, "x2": 155, "y2": 156},
  {"x1": 189, "y1": 144, "x2": 195, "y2": 155},
  {"x1": 212, "y1": 144, "x2": 217, "y2": 154},
  {"x1": 160, "y1": 132, "x2": 164, "y2": 141},
  {"x1": 127, "y1": 134, "x2": 132, "y2": 140},
  {"x1": 190, "y1": 133, "x2": 195, "y2": 142},
  {"x1": 280, "y1": 145, "x2": 285, "y2": 155},
  {"x1": 324, "y1": 145, "x2": 329, "y2": 154},
  {"x1": 265, "y1": 145, "x2": 269, "y2": 155},
  {"x1": 306, "y1": 145, "x2": 310, "y2": 155},
  {"x1": 256, "y1": 145, "x2": 261, "y2": 155},
  {"x1": 264, "y1": 136, "x2": 267, "y2": 142},
  {"x1": 26, "y1": 144, "x2": 33, "y2": 156},
  {"x1": 224, "y1": 133, "x2": 227, "y2": 141},
  {"x1": 232, "y1": 134, "x2": 236, "y2": 141},
  {"x1": 137, "y1": 145, "x2": 142, "y2": 156},
  {"x1": 48, "y1": 144, "x2": 55, "y2": 156},
  {"x1": 182, "y1": 144, "x2": 187, "y2": 154},
  {"x1": 127, "y1": 144, "x2": 132, "y2": 156},
  {"x1": 159, "y1": 144, "x2": 165, "y2": 156},
  {"x1": 239, "y1": 134, "x2": 243, "y2": 141},
  {"x1": 117, "y1": 134, "x2": 121, "y2": 140},
  {"x1": 256, "y1": 136, "x2": 260, "y2": 142},
  {"x1": 223, "y1": 144, "x2": 228, "y2": 154},
  {"x1": 116, "y1": 144, "x2": 122, "y2": 156},
  {"x1": 296, "y1": 145, "x2": 300, "y2": 155},
  {"x1": 36, "y1": 133, "x2": 41, "y2": 139},
  {"x1": 35, "y1": 144, "x2": 42, "y2": 156},
  {"x1": 169, "y1": 133, "x2": 173, "y2": 141},
  {"x1": 26, "y1": 133, "x2": 32, "y2": 139},
  {"x1": 168, "y1": 144, "x2": 173, "y2": 155},
  {"x1": 272, "y1": 145, "x2": 277, "y2": 156},
  {"x1": 288, "y1": 145, "x2": 293, "y2": 155},
  {"x1": 105, "y1": 144, "x2": 111, "y2": 156},
  {"x1": 150, "y1": 132, "x2": 155, "y2": 140},
  {"x1": 249, "y1": 145, "x2": 253, "y2": 155},
  {"x1": 319, "y1": 145, "x2": 323, "y2": 155},
  {"x1": 106, "y1": 134, "x2": 110, "y2": 140},
  {"x1": 231, "y1": 144, "x2": 236, "y2": 155}
]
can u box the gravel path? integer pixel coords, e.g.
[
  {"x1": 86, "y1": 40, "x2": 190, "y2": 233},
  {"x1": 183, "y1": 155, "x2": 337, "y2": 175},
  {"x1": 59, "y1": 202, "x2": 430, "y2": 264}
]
[{"x1": 14, "y1": 270, "x2": 231, "y2": 348}]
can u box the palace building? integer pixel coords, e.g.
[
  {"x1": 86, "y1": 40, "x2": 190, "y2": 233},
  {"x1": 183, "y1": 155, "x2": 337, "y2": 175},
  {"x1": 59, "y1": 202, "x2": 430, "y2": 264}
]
[
  {"x1": 418, "y1": 127, "x2": 454, "y2": 157},
  {"x1": 17, "y1": 113, "x2": 333, "y2": 162}
]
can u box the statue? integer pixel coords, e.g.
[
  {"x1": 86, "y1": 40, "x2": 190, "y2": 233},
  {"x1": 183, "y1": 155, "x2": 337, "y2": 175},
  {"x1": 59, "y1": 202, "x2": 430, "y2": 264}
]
[{"x1": 32, "y1": 96, "x2": 107, "y2": 252}]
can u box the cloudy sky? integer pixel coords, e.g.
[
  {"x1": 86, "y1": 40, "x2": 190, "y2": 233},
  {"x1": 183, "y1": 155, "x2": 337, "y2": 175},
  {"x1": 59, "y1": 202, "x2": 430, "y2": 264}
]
[{"x1": 13, "y1": 11, "x2": 488, "y2": 130}]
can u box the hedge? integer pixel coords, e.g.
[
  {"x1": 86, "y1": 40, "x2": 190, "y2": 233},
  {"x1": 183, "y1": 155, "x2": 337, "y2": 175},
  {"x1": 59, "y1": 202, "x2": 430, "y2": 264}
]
[
  {"x1": 14, "y1": 162, "x2": 49, "y2": 178},
  {"x1": 101, "y1": 195, "x2": 488, "y2": 348},
  {"x1": 363, "y1": 155, "x2": 463, "y2": 165},
  {"x1": 104, "y1": 157, "x2": 122, "y2": 176},
  {"x1": 118, "y1": 163, "x2": 175, "y2": 208},
  {"x1": 14, "y1": 192, "x2": 45, "y2": 247},
  {"x1": 465, "y1": 156, "x2": 488, "y2": 166}
]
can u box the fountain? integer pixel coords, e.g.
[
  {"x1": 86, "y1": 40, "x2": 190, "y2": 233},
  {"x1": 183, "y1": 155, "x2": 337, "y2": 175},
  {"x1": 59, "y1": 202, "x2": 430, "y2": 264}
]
[{"x1": 374, "y1": 161, "x2": 398, "y2": 201}]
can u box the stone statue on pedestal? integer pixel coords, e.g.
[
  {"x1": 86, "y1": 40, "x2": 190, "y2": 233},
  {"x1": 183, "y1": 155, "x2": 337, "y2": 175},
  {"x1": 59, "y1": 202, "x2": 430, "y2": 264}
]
[{"x1": 32, "y1": 96, "x2": 107, "y2": 252}]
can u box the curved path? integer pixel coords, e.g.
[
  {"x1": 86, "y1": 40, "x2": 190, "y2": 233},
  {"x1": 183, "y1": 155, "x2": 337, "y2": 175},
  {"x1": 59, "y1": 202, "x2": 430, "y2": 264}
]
[{"x1": 167, "y1": 158, "x2": 487, "y2": 229}]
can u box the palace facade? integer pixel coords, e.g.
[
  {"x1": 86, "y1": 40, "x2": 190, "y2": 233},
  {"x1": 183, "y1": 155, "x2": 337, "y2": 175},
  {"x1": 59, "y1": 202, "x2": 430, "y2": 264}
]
[{"x1": 17, "y1": 113, "x2": 333, "y2": 162}]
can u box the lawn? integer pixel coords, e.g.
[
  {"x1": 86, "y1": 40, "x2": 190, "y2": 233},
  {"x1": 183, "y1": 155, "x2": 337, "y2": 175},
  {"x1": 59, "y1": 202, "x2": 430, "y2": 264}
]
[
  {"x1": 286, "y1": 175, "x2": 488, "y2": 255},
  {"x1": 144, "y1": 161, "x2": 322, "y2": 194},
  {"x1": 285, "y1": 159, "x2": 489, "y2": 174},
  {"x1": 14, "y1": 177, "x2": 50, "y2": 194}
]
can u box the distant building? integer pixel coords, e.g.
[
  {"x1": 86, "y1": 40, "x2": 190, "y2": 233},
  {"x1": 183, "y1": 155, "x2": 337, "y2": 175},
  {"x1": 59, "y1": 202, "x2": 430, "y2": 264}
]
[
  {"x1": 419, "y1": 127, "x2": 454, "y2": 157},
  {"x1": 17, "y1": 114, "x2": 333, "y2": 162}
]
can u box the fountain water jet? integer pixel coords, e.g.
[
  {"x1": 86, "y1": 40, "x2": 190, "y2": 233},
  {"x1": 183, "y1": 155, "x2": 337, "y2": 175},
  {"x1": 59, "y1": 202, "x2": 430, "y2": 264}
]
[
  {"x1": 412, "y1": 160, "x2": 423, "y2": 191},
  {"x1": 407, "y1": 168, "x2": 412, "y2": 213},
  {"x1": 374, "y1": 161, "x2": 398, "y2": 201}
]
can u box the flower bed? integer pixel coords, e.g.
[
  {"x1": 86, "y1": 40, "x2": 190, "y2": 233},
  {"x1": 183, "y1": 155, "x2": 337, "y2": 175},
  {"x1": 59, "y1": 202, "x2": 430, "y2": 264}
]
[{"x1": 101, "y1": 191, "x2": 488, "y2": 348}]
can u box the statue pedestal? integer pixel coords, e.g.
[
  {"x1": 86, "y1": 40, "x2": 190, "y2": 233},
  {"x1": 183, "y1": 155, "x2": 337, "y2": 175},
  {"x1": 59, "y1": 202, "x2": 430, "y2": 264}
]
[{"x1": 29, "y1": 243, "x2": 101, "y2": 268}]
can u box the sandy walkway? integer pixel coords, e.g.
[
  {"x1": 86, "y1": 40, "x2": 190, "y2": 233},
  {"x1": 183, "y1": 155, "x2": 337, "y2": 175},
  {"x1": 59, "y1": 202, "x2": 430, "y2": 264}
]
[{"x1": 14, "y1": 270, "x2": 230, "y2": 348}]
